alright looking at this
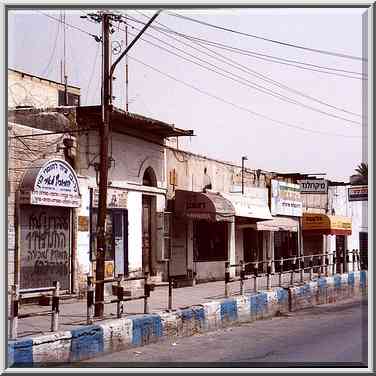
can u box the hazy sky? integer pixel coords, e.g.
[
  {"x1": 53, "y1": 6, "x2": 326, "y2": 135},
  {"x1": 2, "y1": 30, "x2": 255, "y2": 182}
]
[{"x1": 8, "y1": 7, "x2": 368, "y2": 182}]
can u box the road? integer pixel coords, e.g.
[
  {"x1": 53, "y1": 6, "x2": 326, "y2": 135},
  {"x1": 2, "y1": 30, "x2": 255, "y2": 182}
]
[{"x1": 78, "y1": 298, "x2": 368, "y2": 368}]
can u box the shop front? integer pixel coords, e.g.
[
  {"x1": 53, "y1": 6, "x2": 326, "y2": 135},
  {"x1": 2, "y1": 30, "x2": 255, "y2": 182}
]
[
  {"x1": 173, "y1": 189, "x2": 235, "y2": 282},
  {"x1": 302, "y1": 213, "x2": 352, "y2": 260},
  {"x1": 222, "y1": 188, "x2": 273, "y2": 274},
  {"x1": 17, "y1": 158, "x2": 81, "y2": 291}
]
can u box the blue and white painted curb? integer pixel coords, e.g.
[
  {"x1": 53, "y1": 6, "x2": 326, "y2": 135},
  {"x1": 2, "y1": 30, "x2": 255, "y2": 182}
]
[{"x1": 8, "y1": 271, "x2": 367, "y2": 366}]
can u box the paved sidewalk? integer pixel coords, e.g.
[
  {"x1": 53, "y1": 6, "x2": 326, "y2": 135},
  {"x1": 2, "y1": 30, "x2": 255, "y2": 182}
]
[{"x1": 11, "y1": 271, "x2": 317, "y2": 339}]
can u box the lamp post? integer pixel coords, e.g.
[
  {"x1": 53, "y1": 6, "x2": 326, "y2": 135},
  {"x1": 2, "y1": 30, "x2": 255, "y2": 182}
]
[{"x1": 241, "y1": 156, "x2": 248, "y2": 195}]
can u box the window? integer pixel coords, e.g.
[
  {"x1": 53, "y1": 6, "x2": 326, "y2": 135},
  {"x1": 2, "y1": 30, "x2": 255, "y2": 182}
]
[
  {"x1": 58, "y1": 90, "x2": 80, "y2": 106},
  {"x1": 193, "y1": 220, "x2": 228, "y2": 261}
]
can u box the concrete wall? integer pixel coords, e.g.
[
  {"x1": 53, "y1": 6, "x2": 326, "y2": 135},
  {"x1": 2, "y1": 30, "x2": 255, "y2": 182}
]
[{"x1": 8, "y1": 69, "x2": 80, "y2": 109}]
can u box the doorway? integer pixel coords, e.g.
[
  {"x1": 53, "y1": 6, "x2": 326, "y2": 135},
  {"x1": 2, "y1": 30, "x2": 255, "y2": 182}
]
[{"x1": 142, "y1": 195, "x2": 153, "y2": 275}]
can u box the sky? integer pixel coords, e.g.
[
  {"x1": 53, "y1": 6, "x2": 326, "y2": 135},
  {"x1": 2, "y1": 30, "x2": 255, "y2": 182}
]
[{"x1": 8, "y1": 7, "x2": 368, "y2": 182}]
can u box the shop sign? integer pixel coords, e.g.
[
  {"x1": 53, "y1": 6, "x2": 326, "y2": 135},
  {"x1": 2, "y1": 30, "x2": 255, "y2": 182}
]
[
  {"x1": 271, "y1": 180, "x2": 302, "y2": 217},
  {"x1": 302, "y1": 213, "x2": 351, "y2": 235},
  {"x1": 19, "y1": 159, "x2": 81, "y2": 208},
  {"x1": 298, "y1": 179, "x2": 328, "y2": 194},
  {"x1": 92, "y1": 188, "x2": 128, "y2": 209},
  {"x1": 348, "y1": 185, "x2": 368, "y2": 201}
]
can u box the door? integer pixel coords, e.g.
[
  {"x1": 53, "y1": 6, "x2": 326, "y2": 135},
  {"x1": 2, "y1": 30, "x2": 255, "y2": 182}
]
[
  {"x1": 335, "y1": 235, "x2": 346, "y2": 272},
  {"x1": 243, "y1": 228, "x2": 263, "y2": 274},
  {"x1": 170, "y1": 218, "x2": 187, "y2": 277},
  {"x1": 113, "y1": 210, "x2": 128, "y2": 276},
  {"x1": 359, "y1": 232, "x2": 368, "y2": 270},
  {"x1": 142, "y1": 196, "x2": 153, "y2": 274}
]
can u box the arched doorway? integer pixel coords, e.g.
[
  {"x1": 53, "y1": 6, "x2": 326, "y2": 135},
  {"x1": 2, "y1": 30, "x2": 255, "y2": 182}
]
[{"x1": 142, "y1": 167, "x2": 157, "y2": 275}]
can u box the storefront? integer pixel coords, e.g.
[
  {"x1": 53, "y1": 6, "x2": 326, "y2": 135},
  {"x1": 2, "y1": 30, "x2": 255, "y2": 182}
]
[
  {"x1": 302, "y1": 213, "x2": 352, "y2": 268},
  {"x1": 222, "y1": 189, "x2": 273, "y2": 274},
  {"x1": 173, "y1": 189, "x2": 235, "y2": 282},
  {"x1": 268, "y1": 179, "x2": 302, "y2": 271},
  {"x1": 89, "y1": 188, "x2": 129, "y2": 279},
  {"x1": 17, "y1": 158, "x2": 81, "y2": 291}
]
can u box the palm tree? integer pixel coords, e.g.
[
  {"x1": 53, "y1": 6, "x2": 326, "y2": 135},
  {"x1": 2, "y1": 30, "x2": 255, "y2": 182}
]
[{"x1": 355, "y1": 162, "x2": 368, "y2": 178}]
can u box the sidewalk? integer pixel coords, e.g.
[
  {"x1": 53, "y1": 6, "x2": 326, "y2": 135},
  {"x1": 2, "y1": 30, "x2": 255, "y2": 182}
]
[{"x1": 12, "y1": 271, "x2": 317, "y2": 339}]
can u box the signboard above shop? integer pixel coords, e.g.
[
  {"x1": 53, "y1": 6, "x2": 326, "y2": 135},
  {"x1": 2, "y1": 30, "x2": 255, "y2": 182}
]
[
  {"x1": 271, "y1": 180, "x2": 302, "y2": 217},
  {"x1": 298, "y1": 179, "x2": 328, "y2": 194},
  {"x1": 19, "y1": 159, "x2": 81, "y2": 208},
  {"x1": 92, "y1": 188, "x2": 128, "y2": 209},
  {"x1": 348, "y1": 185, "x2": 368, "y2": 201}
]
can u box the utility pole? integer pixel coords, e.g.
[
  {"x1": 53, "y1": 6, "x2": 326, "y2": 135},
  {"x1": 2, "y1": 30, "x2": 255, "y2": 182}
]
[
  {"x1": 92, "y1": 10, "x2": 161, "y2": 317},
  {"x1": 63, "y1": 10, "x2": 68, "y2": 106},
  {"x1": 124, "y1": 12, "x2": 129, "y2": 112},
  {"x1": 95, "y1": 12, "x2": 111, "y2": 317},
  {"x1": 241, "y1": 156, "x2": 247, "y2": 195}
]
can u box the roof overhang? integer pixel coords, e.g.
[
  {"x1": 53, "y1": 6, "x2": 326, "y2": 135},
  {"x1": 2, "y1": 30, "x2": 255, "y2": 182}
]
[
  {"x1": 174, "y1": 190, "x2": 234, "y2": 222},
  {"x1": 302, "y1": 213, "x2": 352, "y2": 235},
  {"x1": 254, "y1": 216, "x2": 299, "y2": 232},
  {"x1": 76, "y1": 105, "x2": 194, "y2": 139}
]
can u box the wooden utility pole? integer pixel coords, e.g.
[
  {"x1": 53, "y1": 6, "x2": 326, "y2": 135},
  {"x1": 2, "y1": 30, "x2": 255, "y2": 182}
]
[
  {"x1": 94, "y1": 10, "x2": 161, "y2": 318},
  {"x1": 95, "y1": 12, "x2": 111, "y2": 317}
]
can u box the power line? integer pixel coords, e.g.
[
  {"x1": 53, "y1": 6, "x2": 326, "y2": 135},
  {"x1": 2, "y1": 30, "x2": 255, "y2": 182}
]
[
  {"x1": 128, "y1": 13, "x2": 362, "y2": 119},
  {"x1": 122, "y1": 23, "x2": 361, "y2": 126},
  {"x1": 38, "y1": 11, "x2": 101, "y2": 42},
  {"x1": 9, "y1": 128, "x2": 94, "y2": 139},
  {"x1": 167, "y1": 11, "x2": 366, "y2": 62},
  {"x1": 40, "y1": 13, "x2": 61, "y2": 77},
  {"x1": 128, "y1": 55, "x2": 362, "y2": 139},
  {"x1": 84, "y1": 42, "x2": 101, "y2": 104},
  {"x1": 128, "y1": 12, "x2": 365, "y2": 80}
]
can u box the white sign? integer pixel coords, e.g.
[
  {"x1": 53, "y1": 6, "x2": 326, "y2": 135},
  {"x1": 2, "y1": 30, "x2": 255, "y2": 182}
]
[
  {"x1": 20, "y1": 159, "x2": 81, "y2": 208},
  {"x1": 298, "y1": 179, "x2": 328, "y2": 194},
  {"x1": 92, "y1": 188, "x2": 128, "y2": 209},
  {"x1": 222, "y1": 188, "x2": 272, "y2": 220},
  {"x1": 271, "y1": 180, "x2": 302, "y2": 217}
]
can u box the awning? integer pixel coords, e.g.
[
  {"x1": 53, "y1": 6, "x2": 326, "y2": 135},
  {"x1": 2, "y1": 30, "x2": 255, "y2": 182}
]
[
  {"x1": 221, "y1": 191, "x2": 272, "y2": 220},
  {"x1": 254, "y1": 216, "x2": 299, "y2": 232},
  {"x1": 302, "y1": 213, "x2": 352, "y2": 235},
  {"x1": 174, "y1": 190, "x2": 234, "y2": 222},
  {"x1": 18, "y1": 158, "x2": 81, "y2": 208}
]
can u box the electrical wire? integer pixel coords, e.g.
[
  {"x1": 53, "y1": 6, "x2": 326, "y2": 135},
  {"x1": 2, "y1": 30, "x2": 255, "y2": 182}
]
[
  {"x1": 128, "y1": 55, "x2": 362, "y2": 139},
  {"x1": 123, "y1": 24, "x2": 361, "y2": 126},
  {"x1": 9, "y1": 128, "x2": 94, "y2": 139},
  {"x1": 127, "y1": 12, "x2": 365, "y2": 80},
  {"x1": 38, "y1": 11, "x2": 100, "y2": 41},
  {"x1": 127, "y1": 13, "x2": 363, "y2": 119},
  {"x1": 40, "y1": 13, "x2": 61, "y2": 77},
  {"x1": 84, "y1": 42, "x2": 101, "y2": 105},
  {"x1": 167, "y1": 11, "x2": 366, "y2": 62}
]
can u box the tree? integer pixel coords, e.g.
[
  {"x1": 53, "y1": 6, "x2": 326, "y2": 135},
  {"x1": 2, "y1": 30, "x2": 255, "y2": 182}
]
[{"x1": 355, "y1": 162, "x2": 368, "y2": 178}]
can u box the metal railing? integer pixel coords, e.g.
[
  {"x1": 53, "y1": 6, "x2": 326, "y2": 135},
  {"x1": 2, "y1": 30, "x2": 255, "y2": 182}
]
[
  {"x1": 224, "y1": 249, "x2": 361, "y2": 297},
  {"x1": 9, "y1": 282, "x2": 60, "y2": 340},
  {"x1": 86, "y1": 272, "x2": 176, "y2": 324}
]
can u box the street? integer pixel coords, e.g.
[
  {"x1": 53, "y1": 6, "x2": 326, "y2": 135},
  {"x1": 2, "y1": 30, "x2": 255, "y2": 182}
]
[{"x1": 78, "y1": 298, "x2": 368, "y2": 368}]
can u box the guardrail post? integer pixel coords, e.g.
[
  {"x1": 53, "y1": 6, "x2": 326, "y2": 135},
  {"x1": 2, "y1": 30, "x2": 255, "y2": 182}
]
[
  {"x1": 266, "y1": 259, "x2": 272, "y2": 290},
  {"x1": 352, "y1": 249, "x2": 356, "y2": 272},
  {"x1": 87, "y1": 276, "x2": 95, "y2": 325},
  {"x1": 300, "y1": 256, "x2": 304, "y2": 283},
  {"x1": 10, "y1": 284, "x2": 19, "y2": 340},
  {"x1": 253, "y1": 262, "x2": 258, "y2": 292},
  {"x1": 144, "y1": 273, "x2": 151, "y2": 314},
  {"x1": 239, "y1": 260, "x2": 245, "y2": 295},
  {"x1": 117, "y1": 274, "x2": 124, "y2": 318},
  {"x1": 168, "y1": 277, "x2": 173, "y2": 310},
  {"x1": 339, "y1": 250, "x2": 344, "y2": 274},
  {"x1": 309, "y1": 256, "x2": 313, "y2": 281},
  {"x1": 325, "y1": 254, "x2": 329, "y2": 276},
  {"x1": 51, "y1": 281, "x2": 60, "y2": 332},
  {"x1": 290, "y1": 257, "x2": 296, "y2": 285},
  {"x1": 278, "y1": 258, "x2": 283, "y2": 287},
  {"x1": 225, "y1": 261, "x2": 230, "y2": 298}
]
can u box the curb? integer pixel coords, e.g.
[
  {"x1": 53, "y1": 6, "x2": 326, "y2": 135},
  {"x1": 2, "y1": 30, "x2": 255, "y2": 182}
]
[{"x1": 8, "y1": 270, "x2": 367, "y2": 366}]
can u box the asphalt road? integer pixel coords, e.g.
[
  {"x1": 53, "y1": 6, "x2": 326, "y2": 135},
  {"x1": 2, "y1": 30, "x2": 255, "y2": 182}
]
[{"x1": 78, "y1": 298, "x2": 368, "y2": 368}]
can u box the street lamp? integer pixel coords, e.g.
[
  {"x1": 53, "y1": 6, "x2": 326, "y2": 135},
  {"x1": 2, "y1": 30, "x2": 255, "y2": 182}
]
[{"x1": 241, "y1": 156, "x2": 248, "y2": 195}]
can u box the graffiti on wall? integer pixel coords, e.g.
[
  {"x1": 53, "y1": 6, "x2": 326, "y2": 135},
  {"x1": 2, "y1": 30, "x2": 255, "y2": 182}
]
[{"x1": 20, "y1": 206, "x2": 70, "y2": 289}]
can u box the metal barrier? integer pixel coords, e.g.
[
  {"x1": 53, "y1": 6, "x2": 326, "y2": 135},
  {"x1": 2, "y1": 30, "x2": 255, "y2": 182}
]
[
  {"x1": 224, "y1": 249, "x2": 361, "y2": 297},
  {"x1": 9, "y1": 282, "x2": 60, "y2": 340},
  {"x1": 86, "y1": 272, "x2": 176, "y2": 324}
]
